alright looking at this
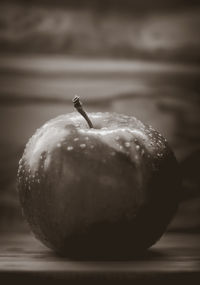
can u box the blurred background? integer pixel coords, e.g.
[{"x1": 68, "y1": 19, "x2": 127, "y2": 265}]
[{"x1": 0, "y1": 0, "x2": 200, "y2": 233}]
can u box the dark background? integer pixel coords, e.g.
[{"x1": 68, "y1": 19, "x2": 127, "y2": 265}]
[
  {"x1": 1, "y1": 0, "x2": 200, "y2": 62},
  {"x1": 0, "y1": 0, "x2": 200, "y2": 235}
]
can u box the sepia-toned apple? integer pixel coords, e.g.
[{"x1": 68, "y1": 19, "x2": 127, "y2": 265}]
[{"x1": 17, "y1": 96, "x2": 180, "y2": 258}]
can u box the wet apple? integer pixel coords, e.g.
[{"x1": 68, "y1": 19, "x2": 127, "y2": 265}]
[{"x1": 17, "y1": 96, "x2": 180, "y2": 258}]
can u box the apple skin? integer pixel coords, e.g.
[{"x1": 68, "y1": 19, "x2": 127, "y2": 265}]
[{"x1": 17, "y1": 112, "x2": 180, "y2": 258}]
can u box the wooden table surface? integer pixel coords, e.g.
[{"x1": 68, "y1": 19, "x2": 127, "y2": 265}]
[{"x1": 0, "y1": 232, "x2": 200, "y2": 284}]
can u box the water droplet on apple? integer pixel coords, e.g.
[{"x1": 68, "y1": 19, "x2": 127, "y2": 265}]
[
  {"x1": 90, "y1": 145, "x2": 94, "y2": 149},
  {"x1": 157, "y1": 153, "x2": 163, "y2": 158},
  {"x1": 141, "y1": 149, "x2": 145, "y2": 156},
  {"x1": 57, "y1": 143, "x2": 61, "y2": 148},
  {"x1": 80, "y1": 144, "x2": 86, "y2": 149},
  {"x1": 74, "y1": 137, "x2": 79, "y2": 141},
  {"x1": 67, "y1": 146, "x2": 73, "y2": 151},
  {"x1": 85, "y1": 137, "x2": 89, "y2": 140},
  {"x1": 136, "y1": 145, "x2": 140, "y2": 150},
  {"x1": 125, "y1": 142, "x2": 130, "y2": 148},
  {"x1": 115, "y1": 136, "x2": 120, "y2": 141}
]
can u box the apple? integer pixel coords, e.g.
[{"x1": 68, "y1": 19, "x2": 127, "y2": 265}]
[{"x1": 17, "y1": 96, "x2": 180, "y2": 258}]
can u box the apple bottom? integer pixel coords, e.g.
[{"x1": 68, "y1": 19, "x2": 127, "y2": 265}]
[{"x1": 43, "y1": 201, "x2": 176, "y2": 259}]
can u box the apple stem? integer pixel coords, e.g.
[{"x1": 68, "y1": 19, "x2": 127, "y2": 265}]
[{"x1": 72, "y1": 96, "x2": 94, "y2": 128}]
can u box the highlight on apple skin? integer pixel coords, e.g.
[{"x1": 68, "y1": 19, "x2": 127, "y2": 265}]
[{"x1": 17, "y1": 99, "x2": 181, "y2": 258}]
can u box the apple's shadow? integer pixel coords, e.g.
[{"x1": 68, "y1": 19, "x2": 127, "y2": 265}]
[{"x1": 53, "y1": 247, "x2": 165, "y2": 262}]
